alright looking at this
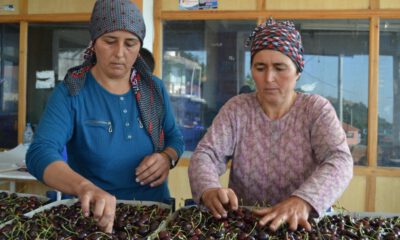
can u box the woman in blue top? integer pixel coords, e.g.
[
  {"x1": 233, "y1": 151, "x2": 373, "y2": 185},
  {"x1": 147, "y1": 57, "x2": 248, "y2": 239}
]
[{"x1": 26, "y1": 0, "x2": 184, "y2": 233}]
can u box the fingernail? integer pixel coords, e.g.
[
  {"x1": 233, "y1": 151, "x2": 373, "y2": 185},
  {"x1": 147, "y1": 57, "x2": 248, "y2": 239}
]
[
  {"x1": 140, "y1": 182, "x2": 144, "y2": 185},
  {"x1": 135, "y1": 178, "x2": 139, "y2": 182},
  {"x1": 222, "y1": 212, "x2": 227, "y2": 218},
  {"x1": 84, "y1": 211, "x2": 89, "y2": 217}
]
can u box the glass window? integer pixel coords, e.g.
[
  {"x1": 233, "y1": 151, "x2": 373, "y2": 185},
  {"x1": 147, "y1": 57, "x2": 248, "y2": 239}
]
[
  {"x1": 27, "y1": 23, "x2": 90, "y2": 126},
  {"x1": 0, "y1": 24, "x2": 19, "y2": 149},
  {"x1": 163, "y1": 19, "x2": 370, "y2": 162},
  {"x1": 295, "y1": 19, "x2": 370, "y2": 166},
  {"x1": 378, "y1": 19, "x2": 400, "y2": 168},
  {"x1": 163, "y1": 20, "x2": 256, "y2": 151}
]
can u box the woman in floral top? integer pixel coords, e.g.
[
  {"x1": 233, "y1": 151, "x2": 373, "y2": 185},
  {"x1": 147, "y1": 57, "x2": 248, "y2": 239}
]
[{"x1": 189, "y1": 19, "x2": 353, "y2": 232}]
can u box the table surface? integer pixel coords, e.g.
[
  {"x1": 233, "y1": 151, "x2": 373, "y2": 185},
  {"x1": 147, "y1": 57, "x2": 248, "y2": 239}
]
[{"x1": 0, "y1": 144, "x2": 37, "y2": 191}]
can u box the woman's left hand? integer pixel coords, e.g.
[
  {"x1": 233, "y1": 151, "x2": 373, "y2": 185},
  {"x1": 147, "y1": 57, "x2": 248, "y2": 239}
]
[
  {"x1": 135, "y1": 153, "x2": 170, "y2": 187},
  {"x1": 252, "y1": 196, "x2": 313, "y2": 232}
]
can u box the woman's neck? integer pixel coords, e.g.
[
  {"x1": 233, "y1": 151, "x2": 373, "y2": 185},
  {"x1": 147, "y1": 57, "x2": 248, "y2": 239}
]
[
  {"x1": 91, "y1": 66, "x2": 131, "y2": 94},
  {"x1": 258, "y1": 92, "x2": 297, "y2": 120}
]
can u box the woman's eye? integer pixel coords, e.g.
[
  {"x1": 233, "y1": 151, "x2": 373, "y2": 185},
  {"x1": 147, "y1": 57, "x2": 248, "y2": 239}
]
[{"x1": 126, "y1": 41, "x2": 139, "y2": 47}]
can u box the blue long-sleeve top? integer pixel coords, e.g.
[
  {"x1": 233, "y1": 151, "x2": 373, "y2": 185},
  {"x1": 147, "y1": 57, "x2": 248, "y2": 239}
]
[{"x1": 26, "y1": 71, "x2": 184, "y2": 202}]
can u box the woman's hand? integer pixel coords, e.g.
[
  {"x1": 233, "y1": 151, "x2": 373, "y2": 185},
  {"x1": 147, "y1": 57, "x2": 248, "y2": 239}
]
[
  {"x1": 201, "y1": 188, "x2": 239, "y2": 219},
  {"x1": 135, "y1": 153, "x2": 170, "y2": 187},
  {"x1": 253, "y1": 196, "x2": 312, "y2": 232},
  {"x1": 77, "y1": 182, "x2": 117, "y2": 233}
]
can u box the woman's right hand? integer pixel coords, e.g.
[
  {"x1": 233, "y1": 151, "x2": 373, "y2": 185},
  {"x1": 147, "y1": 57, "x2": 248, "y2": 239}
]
[
  {"x1": 77, "y1": 182, "x2": 117, "y2": 233},
  {"x1": 201, "y1": 187, "x2": 239, "y2": 218}
]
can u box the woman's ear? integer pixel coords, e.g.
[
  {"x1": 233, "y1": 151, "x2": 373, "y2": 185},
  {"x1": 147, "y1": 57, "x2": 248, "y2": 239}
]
[{"x1": 296, "y1": 73, "x2": 301, "y2": 81}]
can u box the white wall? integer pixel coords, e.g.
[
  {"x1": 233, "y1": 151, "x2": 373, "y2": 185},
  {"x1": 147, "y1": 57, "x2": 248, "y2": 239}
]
[{"x1": 142, "y1": 0, "x2": 154, "y2": 52}]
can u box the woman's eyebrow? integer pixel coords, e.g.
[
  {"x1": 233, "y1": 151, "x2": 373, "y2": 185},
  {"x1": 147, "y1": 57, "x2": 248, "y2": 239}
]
[
  {"x1": 253, "y1": 62, "x2": 266, "y2": 67},
  {"x1": 273, "y1": 62, "x2": 287, "y2": 67}
]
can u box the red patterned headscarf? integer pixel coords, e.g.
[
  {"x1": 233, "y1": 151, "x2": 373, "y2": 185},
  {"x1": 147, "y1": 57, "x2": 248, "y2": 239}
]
[{"x1": 245, "y1": 18, "x2": 304, "y2": 72}]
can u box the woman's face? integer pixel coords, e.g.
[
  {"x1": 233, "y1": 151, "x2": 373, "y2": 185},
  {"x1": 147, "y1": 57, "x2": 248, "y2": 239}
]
[
  {"x1": 251, "y1": 49, "x2": 300, "y2": 106},
  {"x1": 93, "y1": 30, "x2": 141, "y2": 80}
]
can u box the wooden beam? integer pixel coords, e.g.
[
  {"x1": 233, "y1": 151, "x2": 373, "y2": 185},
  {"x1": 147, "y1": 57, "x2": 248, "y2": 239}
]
[
  {"x1": 160, "y1": 9, "x2": 400, "y2": 20},
  {"x1": 354, "y1": 166, "x2": 400, "y2": 177},
  {"x1": 18, "y1": 21, "x2": 28, "y2": 144},
  {"x1": 1, "y1": 8, "x2": 400, "y2": 23},
  {"x1": 0, "y1": 13, "x2": 91, "y2": 23},
  {"x1": 0, "y1": 16, "x2": 21, "y2": 23},
  {"x1": 153, "y1": 0, "x2": 162, "y2": 78},
  {"x1": 367, "y1": 17, "x2": 380, "y2": 168}
]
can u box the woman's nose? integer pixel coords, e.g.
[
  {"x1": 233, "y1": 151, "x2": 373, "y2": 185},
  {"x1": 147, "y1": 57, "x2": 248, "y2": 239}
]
[
  {"x1": 264, "y1": 70, "x2": 275, "y2": 82},
  {"x1": 115, "y1": 43, "x2": 124, "y2": 57}
]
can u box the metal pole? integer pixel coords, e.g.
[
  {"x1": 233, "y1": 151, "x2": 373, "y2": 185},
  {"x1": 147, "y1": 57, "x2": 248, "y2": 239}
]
[{"x1": 338, "y1": 54, "x2": 344, "y2": 122}]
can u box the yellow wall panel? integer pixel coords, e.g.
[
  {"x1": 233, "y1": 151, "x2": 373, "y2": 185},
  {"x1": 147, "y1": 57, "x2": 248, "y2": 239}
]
[
  {"x1": 162, "y1": 0, "x2": 257, "y2": 11},
  {"x1": 375, "y1": 177, "x2": 400, "y2": 213},
  {"x1": 266, "y1": 0, "x2": 369, "y2": 10},
  {"x1": 0, "y1": 0, "x2": 19, "y2": 15},
  {"x1": 28, "y1": 0, "x2": 96, "y2": 14},
  {"x1": 335, "y1": 176, "x2": 366, "y2": 212},
  {"x1": 380, "y1": 0, "x2": 400, "y2": 9},
  {"x1": 28, "y1": 0, "x2": 142, "y2": 14}
]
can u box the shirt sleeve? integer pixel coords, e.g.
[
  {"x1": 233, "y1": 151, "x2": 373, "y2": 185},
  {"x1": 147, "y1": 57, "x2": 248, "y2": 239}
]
[
  {"x1": 188, "y1": 99, "x2": 237, "y2": 203},
  {"x1": 26, "y1": 83, "x2": 73, "y2": 182},
  {"x1": 292, "y1": 96, "x2": 354, "y2": 216},
  {"x1": 155, "y1": 77, "x2": 185, "y2": 158}
]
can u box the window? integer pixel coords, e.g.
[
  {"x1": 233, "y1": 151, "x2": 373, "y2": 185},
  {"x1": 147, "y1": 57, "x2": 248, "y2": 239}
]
[
  {"x1": 163, "y1": 20, "x2": 255, "y2": 151},
  {"x1": 295, "y1": 19, "x2": 370, "y2": 166},
  {"x1": 27, "y1": 23, "x2": 90, "y2": 127},
  {"x1": 0, "y1": 24, "x2": 19, "y2": 149},
  {"x1": 163, "y1": 19, "x2": 370, "y2": 163},
  {"x1": 378, "y1": 19, "x2": 400, "y2": 168}
]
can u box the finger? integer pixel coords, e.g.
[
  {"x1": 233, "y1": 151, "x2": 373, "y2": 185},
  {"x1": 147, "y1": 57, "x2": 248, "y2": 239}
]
[
  {"x1": 135, "y1": 156, "x2": 154, "y2": 176},
  {"x1": 253, "y1": 207, "x2": 272, "y2": 217},
  {"x1": 298, "y1": 218, "x2": 312, "y2": 231},
  {"x1": 212, "y1": 195, "x2": 227, "y2": 218},
  {"x1": 288, "y1": 215, "x2": 299, "y2": 231},
  {"x1": 92, "y1": 198, "x2": 106, "y2": 221},
  {"x1": 217, "y1": 189, "x2": 230, "y2": 205},
  {"x1": 269, "y1": 215, "x2": 286, "y2": 231},
  {"x1": 98, "y1": 199, "x2": 116, "y2": 233},
  {"x1": 150, "y1": 171, "x2": 168, "y2": 187},
  {"x1": 136, "y1": 162, "x2": 159, "y2": 183},
  {"x1": 98, "y1": 211, "x2": 115, "y2": 232},
  {"x1": 226, "y1": 189, "x2": 238, "y2": 210},
  {"x1": 258, "y1": 210, "x2": 276, "y2": 226},
  {"x1": 104, "y1": 221, "x2": 114, "y2": 234},
  {"x1": 139, "y1": 166, "x2": 163, "y2": 185},
  {"x1": 80, "y1": 194, "x2": 91, "y2": 217},
  {"x1": 207, "y1": 201, "x2": 222, "y2": 219}
]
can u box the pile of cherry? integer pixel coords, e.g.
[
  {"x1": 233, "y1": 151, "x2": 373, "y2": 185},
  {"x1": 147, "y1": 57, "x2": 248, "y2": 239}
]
[
  {"x1": 157, "y1": 206, "x2": 400, "y2": 240},
  {"x1": 0, "y1": 192, "x2": 46, "y2": 225},
  {"x1": 0, "y1": 201, "x2": 169, "y2": 240}
]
